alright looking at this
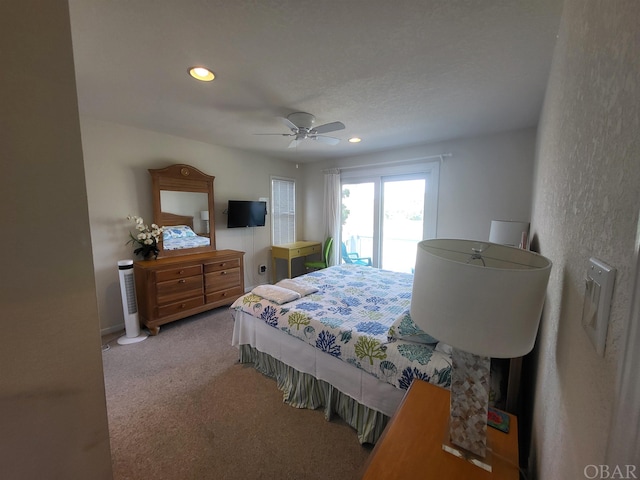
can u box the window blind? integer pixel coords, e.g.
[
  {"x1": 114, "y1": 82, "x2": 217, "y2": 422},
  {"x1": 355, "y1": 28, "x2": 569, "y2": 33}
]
[{"x1": 271, "y1": 177, "x2": 296, "y2": 245}]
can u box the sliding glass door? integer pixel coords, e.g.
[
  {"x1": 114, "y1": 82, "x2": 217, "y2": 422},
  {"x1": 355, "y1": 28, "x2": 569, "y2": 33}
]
[
  {"x1": 381, "y1": 176, "x2": 428, "y2": 273},
  {"x1": 341, "y1": 181, "x2": 376, "y2": 265},
  {"x1": 340, "y1": 162, "x2": 439, "y2": 273}
]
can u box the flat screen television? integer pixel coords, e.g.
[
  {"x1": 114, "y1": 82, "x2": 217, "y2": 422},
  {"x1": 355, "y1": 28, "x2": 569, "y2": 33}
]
[{"x1": 227, "y1": 200, "x2": 267, "y2": 228}]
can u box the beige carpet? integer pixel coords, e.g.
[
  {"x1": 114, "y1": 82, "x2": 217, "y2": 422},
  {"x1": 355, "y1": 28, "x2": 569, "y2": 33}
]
[{"x1": 102, "y1": 308, "x2": 372, "y2": 480}]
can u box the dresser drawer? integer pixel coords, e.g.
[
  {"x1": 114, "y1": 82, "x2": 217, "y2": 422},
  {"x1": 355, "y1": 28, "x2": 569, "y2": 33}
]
[
  {"x1": 297, "y1": 244, "x2": 320, "y2": 256},
  {"x1": 155, "y1": 265, "x2": 202, "y2": 282},
  {"x1": 204, "y1": 257, "x2": 241, "y2": 273},
  {"x1": 156, "y1": 275, "x2": 203, "y2": 305},
  {"x1": 206, "y1": 286, "x2": 244, "y2": 305},
  {"x1": 205, "y1": 268, "x2": 241, "y2": 292},
  {"x1": 158, "y1": 296, "x2": 205, "y2": 318}
]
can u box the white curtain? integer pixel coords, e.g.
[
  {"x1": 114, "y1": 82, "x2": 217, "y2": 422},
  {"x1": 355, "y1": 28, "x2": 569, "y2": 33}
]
[{"x1": 323, "y1": 169, "x2": 341, "y2": 266}]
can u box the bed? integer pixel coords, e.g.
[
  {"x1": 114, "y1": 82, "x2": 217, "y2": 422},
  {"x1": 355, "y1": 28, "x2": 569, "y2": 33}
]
[
  {"x1": 159, "y1": 211, "x2": 211, "y2": 251},
  {"x1": 230, "y1": 264, "x2": 456, "y2": 444}
]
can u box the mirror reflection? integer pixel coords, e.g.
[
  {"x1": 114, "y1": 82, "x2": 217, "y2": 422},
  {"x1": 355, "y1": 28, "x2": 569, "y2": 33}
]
[
  {"x1": 159, "y1": 191, "x2": 211, "y2": 251},
  {"x1": 149, "y1": 164, "x2": 216, "y2": 258},
  {"x1": 161, "y1": 191, "x2": 208, "y2": 229}
]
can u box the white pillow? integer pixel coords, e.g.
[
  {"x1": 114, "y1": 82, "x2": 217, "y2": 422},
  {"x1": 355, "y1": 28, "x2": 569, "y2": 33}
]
[
  {"x1": 275, "y1": 278, "x2": 319, "y2": 297},
  {"x1": 251, "y1": 285, "x2": 301, "y2": 305}
]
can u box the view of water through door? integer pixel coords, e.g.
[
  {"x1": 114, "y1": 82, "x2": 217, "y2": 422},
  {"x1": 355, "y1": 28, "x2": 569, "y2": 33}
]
[
  {"x1": 381, "y1": 178, "x2": 426, "y2": 273},
  {"x1": 341, "y1": 175, "x2": 427, "y2": 273}
]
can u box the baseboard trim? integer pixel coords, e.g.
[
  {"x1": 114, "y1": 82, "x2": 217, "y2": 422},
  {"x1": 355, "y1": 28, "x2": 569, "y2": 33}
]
[{"x1": 101, "y1": 323, "x2": 125, "y2": 337}]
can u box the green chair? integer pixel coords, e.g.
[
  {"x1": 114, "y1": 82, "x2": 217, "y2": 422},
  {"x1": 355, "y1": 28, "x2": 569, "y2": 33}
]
[
  {"x1": 340, "y1": 242, "x2": 372, "y2": 266},
  {"x1": 305, "y1": 237, "x2": 333, "y2": 271}
]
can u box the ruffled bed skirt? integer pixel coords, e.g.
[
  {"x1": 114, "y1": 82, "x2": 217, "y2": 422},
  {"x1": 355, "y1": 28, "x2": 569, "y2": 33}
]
[{"x1": 238, "y1": 344, "x2": 389, "y2": 444}]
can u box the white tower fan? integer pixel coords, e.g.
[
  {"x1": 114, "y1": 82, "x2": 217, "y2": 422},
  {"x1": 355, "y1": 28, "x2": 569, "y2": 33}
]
[{"x1": 117, "y1": 259, "x2": 148, "y2": 345}]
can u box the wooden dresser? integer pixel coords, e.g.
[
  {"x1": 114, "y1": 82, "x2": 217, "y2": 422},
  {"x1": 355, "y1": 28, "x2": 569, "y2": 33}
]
[{"x1": 134, "y1": 250, "x2": 244, "y2": 334}]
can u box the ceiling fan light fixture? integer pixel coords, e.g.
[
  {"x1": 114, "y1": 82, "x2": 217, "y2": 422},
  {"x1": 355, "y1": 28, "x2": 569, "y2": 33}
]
[
  {"x1": 349, "y1": 137, "x2": 362, "y2": 143},
  {"x1": 287, "y1": 112, "x2": 315, "y2": 130},
  {"x1": 256, "y1": 111, "x2": 345, "y2": 148},
  {"x1": 188, "y1": 66, "x2": 215, "y2": 82}
]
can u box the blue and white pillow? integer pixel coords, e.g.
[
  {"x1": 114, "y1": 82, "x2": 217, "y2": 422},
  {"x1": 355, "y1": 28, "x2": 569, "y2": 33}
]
[
  {"x1": 163, "y1": 225, "x2": 197, "y2": 240},
  {"x1": 387, "y1": 310, "x2": 439, "y2": 344}
]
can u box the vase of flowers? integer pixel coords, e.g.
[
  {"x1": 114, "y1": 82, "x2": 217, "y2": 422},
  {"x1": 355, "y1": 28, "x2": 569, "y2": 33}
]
[{"x1": 126, "y1": 215, "x2": 164, "y2": 260}]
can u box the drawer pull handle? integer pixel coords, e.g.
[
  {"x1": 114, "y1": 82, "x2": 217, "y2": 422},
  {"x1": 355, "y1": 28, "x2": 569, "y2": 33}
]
[
  {"x1": 179, "y1": 270, "x2": 184, "y2": 274},
  {"x1": 180, "y1": 303, "x2": 186, "y2": 308},
  {"x1": 178, "y1": 279, "x2": 186, "y2": 283},
  {"x1": 220, "y1": 263, "x2": 226, "y2": 267},
  {"x1": 222, "y1": 292, "x2": 227, "y2": 296},
  {"x1": 221, "y1": 271, "x2": 227, "y2": 275}
]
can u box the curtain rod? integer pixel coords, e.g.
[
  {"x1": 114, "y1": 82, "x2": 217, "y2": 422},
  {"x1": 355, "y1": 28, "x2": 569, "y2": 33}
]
[{"x1": 323, "y1": 153, "x2": 452, "y2": 172}]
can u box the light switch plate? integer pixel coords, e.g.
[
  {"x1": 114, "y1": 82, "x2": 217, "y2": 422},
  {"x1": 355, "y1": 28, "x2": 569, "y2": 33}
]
[{"x1": 582, "y1": 258, "x2": 616, "y2": 356}]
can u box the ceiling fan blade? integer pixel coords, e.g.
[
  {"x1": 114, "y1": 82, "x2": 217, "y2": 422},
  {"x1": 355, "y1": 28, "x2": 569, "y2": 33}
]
[
  {"x1": 312, "y1": 135, "x2": 340, "y2": 145},
  {"x1": 281, "y1": 117, "x2": 299, "y2": 132},
  {"x1": 254, "y1": 133, "x2": 294, "y2": 137},
  {"x1": 288, "y1": 138, "x2": 302, "y2": 149},
  {"x1": 312, "y1": 121, "x2": 345, "y2": 134}
]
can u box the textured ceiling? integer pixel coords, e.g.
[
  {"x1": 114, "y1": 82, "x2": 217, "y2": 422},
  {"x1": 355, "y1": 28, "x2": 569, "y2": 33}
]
[{"x1": 68, "y1": 0, "x2": 563, "y2": 162}]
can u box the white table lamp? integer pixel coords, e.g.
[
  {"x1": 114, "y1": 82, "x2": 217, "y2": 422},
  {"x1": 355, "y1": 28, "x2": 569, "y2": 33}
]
[
  {"x1": 200, "y1": 210, "x2": 210, "y2": 233},
  {"x1": 410, "y1": 238, "x2": 551, "y2": 470}
]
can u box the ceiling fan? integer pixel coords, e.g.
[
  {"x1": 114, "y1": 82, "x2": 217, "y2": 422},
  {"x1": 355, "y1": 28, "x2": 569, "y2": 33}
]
[{"x1": 256, "y1": 112, "x2": 345, "y2": 148}]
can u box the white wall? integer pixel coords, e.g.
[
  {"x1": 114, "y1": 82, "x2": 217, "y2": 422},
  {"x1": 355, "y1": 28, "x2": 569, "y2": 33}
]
[
  {"x1": 530, "y1": 0, "x2": 640, "y2": 477},
  {"x1": 0, "y1": 1, "x2": 112, "y2": 478},
  {"x1": 80, "y1": 118, "x2": 301, "y2": 332},
  {"x1": 303, "y1": 128, "x2": 536, "y2": 243}
]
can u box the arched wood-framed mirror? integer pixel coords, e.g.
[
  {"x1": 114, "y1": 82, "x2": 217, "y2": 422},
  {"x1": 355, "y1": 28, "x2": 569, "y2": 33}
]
[{"x1": 149, "y1": 164, "x2": 216, "y2": 258}]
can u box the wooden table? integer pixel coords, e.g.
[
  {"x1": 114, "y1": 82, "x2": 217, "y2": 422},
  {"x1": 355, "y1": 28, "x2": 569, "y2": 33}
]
[
  {"x1": 271, "y1": 241, "x2": 322, "y2": 283},
  {"x1": 361, "y1": 380, "x2": 519, "y2": 480}
]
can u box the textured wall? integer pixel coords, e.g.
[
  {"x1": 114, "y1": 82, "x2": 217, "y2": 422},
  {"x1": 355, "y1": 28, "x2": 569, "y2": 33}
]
[{"x1": 530, "y1": 0, "x2": 640, "y2": 477}]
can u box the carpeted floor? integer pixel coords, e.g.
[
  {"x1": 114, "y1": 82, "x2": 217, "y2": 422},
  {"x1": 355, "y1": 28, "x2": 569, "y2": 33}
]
[{"x1": 101, "y1": 308, "x2": 372, "y2": 480}]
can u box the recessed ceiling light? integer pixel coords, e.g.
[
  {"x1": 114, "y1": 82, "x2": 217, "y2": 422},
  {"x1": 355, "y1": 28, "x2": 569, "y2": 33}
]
[
  {"x1": 188, "y1": 66, "x2": 215, "y2": 82},
  {"x1": 349, "y1": 137, "x2": 362, "y2": 143}
]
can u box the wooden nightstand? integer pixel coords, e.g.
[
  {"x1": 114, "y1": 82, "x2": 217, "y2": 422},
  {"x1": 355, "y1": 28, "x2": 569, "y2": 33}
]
[{"x1": 361, "y1": 380, "x2": 519, "y2": 480}]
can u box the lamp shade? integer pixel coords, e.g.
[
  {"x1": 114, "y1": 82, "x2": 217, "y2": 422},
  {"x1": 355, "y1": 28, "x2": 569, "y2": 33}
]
[
  {"x1": 489, "y1": 220, "x2": 529, "y2": 247},
  {"x1": 410, "y1": 239, "x2": 551, "y2": 358},
  {"x1": 200, "y1": 210, "x2": 209, "y2": 220}
]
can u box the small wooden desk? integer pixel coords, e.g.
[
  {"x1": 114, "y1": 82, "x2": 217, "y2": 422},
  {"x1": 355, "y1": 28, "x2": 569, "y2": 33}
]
[
  {"x1": 271, "y1": 241, "x2": 322, "y2": 283},
  {"x1": 362, "y1": 380, "x2": 519, "y2": 480}
]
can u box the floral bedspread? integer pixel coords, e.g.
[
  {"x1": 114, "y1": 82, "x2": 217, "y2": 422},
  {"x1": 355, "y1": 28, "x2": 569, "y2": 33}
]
[
  {"x1": 231, "y1": 264, "x2": 452, "y2": 392},
  {"x1": 163, "y1": 235, "x2": 210, "y2": 250}
]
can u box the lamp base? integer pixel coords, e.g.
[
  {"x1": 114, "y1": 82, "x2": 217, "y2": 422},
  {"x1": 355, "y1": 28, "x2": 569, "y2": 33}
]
[
  {"x1": 442, "y1": 424, "x2": 494, "y2": 472},
  {"x1": 446, "y1": 348, "x2": 492, "y2": 470}
]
